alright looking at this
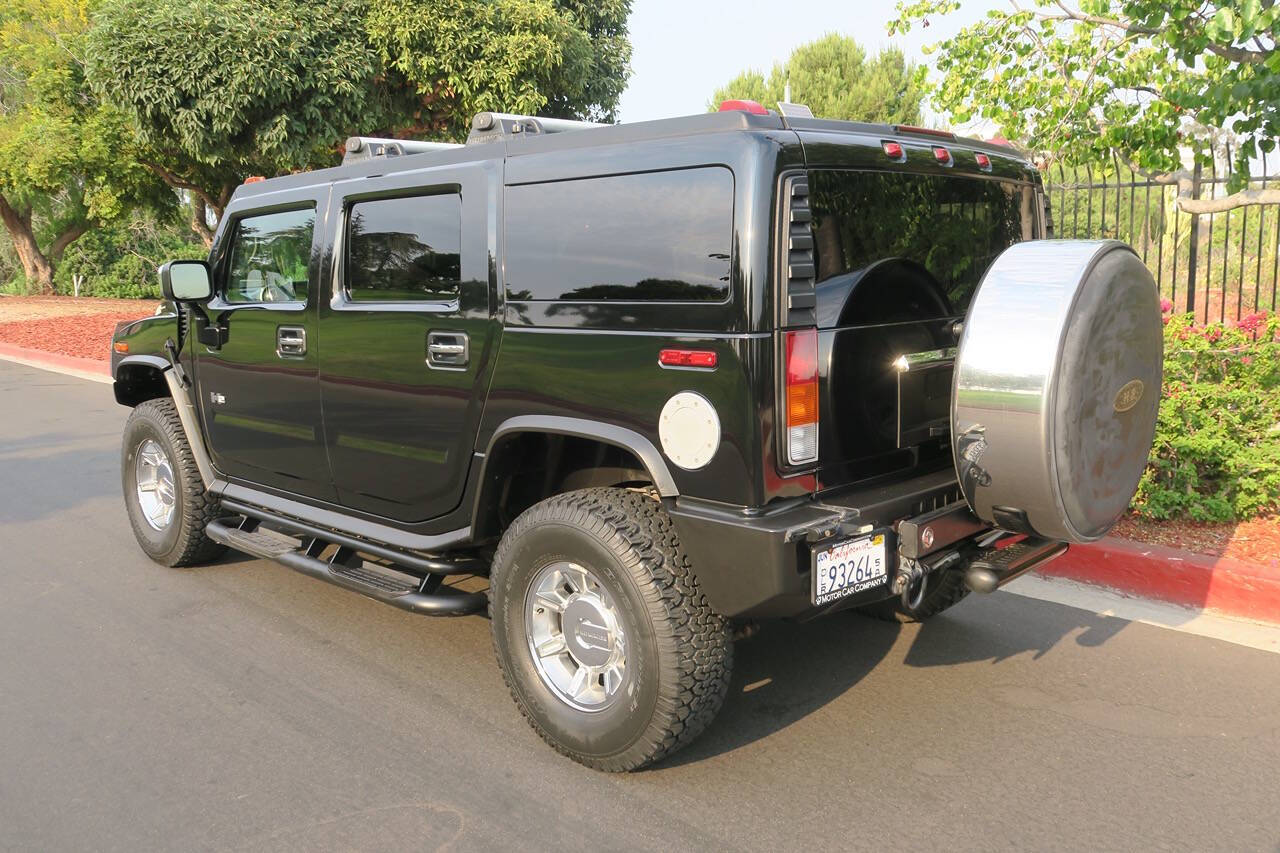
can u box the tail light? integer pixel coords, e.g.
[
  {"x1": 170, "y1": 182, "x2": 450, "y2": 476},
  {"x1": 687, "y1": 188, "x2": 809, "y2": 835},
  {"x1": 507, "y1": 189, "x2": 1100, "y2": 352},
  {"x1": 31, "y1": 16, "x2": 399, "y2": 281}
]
[{"x1": 784, "y1": 328, "x2": 819, "y2": 465}]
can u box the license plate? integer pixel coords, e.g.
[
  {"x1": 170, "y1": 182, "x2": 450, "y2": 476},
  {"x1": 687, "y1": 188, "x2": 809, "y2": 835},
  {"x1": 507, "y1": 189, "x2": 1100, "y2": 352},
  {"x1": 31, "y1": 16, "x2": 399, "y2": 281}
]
[{"x1": 812, "y1": 533, "x2": 889, "y2": 605}]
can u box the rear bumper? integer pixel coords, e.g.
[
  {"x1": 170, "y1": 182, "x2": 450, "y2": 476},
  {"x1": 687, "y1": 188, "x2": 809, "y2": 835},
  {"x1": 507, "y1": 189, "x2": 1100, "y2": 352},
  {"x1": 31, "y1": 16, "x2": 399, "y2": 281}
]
[{"x1": 668, "y1": 468, "x2": 982, "y2": 619}]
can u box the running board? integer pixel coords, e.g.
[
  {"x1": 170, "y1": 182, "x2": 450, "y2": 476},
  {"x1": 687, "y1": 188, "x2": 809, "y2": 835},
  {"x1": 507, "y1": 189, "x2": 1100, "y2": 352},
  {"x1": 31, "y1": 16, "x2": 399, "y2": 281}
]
[
  {"x1": 206, "y1": 518, "x2": 486, "y2": 616},
  {"x1": 963, "y1": 537, "x2": 1069, "y2": 594}
]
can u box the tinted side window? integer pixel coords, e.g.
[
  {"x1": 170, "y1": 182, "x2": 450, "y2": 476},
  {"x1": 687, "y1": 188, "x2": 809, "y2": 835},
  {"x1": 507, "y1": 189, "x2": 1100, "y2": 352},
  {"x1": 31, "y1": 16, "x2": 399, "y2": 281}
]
[
  {"x1": 225, "y1": 208, "x2": 315, "y2": 304},
  {"x1": 505, "y1": 167, "x2": 733, "y2": 302},
  {"x1": 346, "y1": 194, "x2": 462, "y2": 302}
]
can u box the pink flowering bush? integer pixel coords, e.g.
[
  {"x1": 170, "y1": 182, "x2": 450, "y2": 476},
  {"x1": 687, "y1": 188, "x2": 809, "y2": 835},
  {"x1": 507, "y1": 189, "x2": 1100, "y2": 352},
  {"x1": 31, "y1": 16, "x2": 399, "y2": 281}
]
[{"x1": 1133, "y1": 311, "x2": 1280, "y2": 521}]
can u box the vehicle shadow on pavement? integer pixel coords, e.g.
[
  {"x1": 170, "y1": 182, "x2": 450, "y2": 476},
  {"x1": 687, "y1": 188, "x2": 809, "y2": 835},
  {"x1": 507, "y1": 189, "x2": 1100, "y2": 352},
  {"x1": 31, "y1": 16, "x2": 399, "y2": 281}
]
[
  {"x1": 660, "y1": 613, "x2": 902, "y2": 766},
  {"x1": 661, "y1": 596, "x2": 1128, "y2": 766},
  {"x1": 902, "y1": 593, "x2": 1127, "y2": 666}
]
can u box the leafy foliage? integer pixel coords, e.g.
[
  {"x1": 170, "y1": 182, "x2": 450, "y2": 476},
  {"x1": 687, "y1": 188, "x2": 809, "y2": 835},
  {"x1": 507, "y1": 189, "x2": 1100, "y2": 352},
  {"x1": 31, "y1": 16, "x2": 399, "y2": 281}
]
[
  {"x1": 0, "y1": 0, "x2": 167, "y2": 291},
  {"x1": 709, "y1": 34, "x2": 923, "y2": 125},
  {"x1": 53, "y1": 212, "x2": 205, "y2": 299},
  {"x1": 1134, "y1": 310, "x2": 1280, "y2": 521},
  {"x1": 368, "y1": 0, "x2": 631, "y2": 136},
  {"x1": 86, "y1": 0, "x2": 632, "y2": 239},
  {"x1": 891, "y1": 1, "x2": 1280, "y2": 211}
]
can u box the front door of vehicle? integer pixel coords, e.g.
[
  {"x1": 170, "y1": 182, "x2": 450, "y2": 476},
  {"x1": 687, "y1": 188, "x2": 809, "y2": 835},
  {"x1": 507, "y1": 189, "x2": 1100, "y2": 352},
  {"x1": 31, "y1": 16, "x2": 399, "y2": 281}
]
[
  {"x1": 194, "y1": 187, "x2": 336, "y2": 501},
  {"x1": 318, "y1": 161, "x2": 499, "y2": 523}
]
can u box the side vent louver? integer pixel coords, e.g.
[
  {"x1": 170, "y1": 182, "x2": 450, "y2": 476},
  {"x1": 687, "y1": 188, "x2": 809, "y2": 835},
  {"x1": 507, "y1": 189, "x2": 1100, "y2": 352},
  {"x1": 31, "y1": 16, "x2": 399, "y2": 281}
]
[{"x1": 783, "y1": 175, "x2": 817, "y2": 326}]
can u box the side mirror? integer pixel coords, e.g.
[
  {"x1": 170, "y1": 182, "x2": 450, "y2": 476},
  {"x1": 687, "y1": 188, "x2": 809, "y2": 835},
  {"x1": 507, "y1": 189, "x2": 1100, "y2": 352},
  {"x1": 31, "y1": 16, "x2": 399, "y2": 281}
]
[{"x1": 159, "y1": 260, "x2": 212, "y2": 302}]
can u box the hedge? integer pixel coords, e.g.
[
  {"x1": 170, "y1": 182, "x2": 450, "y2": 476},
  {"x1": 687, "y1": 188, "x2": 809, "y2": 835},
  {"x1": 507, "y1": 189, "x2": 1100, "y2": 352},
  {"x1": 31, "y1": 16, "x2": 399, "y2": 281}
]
[{"x1": 1132, "y1": 307, "x2": 1280, "y2": 522}]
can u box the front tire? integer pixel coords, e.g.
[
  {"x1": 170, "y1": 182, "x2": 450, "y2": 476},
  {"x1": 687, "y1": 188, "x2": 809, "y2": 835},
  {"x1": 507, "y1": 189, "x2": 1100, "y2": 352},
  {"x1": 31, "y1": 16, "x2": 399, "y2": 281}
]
[
  {"x1": 121, "y1": 398, "x2": 226, "y2": 567},
  {"x1": 489, "y1": 488, "x2": 732, "y2": 771}
]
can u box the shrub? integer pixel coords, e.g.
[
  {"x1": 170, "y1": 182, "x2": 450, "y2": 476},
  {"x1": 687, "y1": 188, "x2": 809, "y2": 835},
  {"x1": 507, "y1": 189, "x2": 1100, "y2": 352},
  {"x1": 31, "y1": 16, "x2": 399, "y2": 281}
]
[
  {"x1": 1132, "y1": 311, "x2": 1280, "y2": 521},
  {"x1": 53, "y1": 216, "x2": 205, "y2": 300}
]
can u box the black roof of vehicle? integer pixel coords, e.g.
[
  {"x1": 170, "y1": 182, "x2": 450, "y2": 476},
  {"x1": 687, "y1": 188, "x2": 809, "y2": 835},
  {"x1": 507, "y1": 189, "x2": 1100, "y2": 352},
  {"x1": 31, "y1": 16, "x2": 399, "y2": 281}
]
[{"x1": 231, "y1": 109, "x2": 1033, "y2": 202}]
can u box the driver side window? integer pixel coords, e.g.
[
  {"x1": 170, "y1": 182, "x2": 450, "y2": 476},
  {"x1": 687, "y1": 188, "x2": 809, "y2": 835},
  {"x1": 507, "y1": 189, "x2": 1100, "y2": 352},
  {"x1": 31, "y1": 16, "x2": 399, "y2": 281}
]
[{"x1": 224, "y1": 207, "x2": 315, "y2": 304}]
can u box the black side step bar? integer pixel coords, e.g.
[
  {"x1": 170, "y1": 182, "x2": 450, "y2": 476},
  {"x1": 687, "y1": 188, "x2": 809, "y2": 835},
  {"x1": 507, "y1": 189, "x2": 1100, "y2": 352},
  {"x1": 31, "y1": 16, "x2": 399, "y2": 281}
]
[
  {"x1": 963, "y1": 536, "x2": 1069, "y2": 594},
  {"x1": 219, "y1": 497, "x2": 483, "y2": 576},
  {"x1": 206, "y1": 518, "x2": 486, "y2": 616}
]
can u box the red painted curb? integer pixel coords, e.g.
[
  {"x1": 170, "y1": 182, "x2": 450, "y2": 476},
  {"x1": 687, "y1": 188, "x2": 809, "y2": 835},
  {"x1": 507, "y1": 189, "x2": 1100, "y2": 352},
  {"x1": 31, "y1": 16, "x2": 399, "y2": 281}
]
[
  {"x1": 1041, "y1": 536, "x2": 1280, "y2": 624},
  {"x1": 0, "y1": 341, "x2": 110, "y2": 376}
]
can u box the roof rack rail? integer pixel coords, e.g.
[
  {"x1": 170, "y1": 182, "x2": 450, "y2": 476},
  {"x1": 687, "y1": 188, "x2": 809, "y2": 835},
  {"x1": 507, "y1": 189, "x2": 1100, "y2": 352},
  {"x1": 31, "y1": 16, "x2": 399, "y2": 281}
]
[
  {"x1": 342, "y1": 137, "x2": 462, "y2": 165},
  {"x1": 467, "y1": 112, "x2": 609, "y2": 144}
]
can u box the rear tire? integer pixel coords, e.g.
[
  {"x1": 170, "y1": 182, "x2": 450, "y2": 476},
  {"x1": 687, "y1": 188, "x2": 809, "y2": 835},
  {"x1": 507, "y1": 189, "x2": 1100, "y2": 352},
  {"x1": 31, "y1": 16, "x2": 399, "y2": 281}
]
[
  {"x1": 122, "y1": 398, "x2": 226, "y2": 567},
  {"x1": 858, "y1": 567, "x2": 970, "y2": 623},
  {"x1": 489, "y1": 488, "x2": 732, "y2": 771}
]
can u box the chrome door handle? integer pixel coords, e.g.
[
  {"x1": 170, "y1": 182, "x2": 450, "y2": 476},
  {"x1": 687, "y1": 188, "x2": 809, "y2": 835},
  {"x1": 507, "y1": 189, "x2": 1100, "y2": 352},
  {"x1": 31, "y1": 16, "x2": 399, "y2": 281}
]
[
  {"x1": 426, "y1": 331, "x2": 468, "y2": 369},
  {"x1": 276, "y1": 325, "x2": 307, "y2": 358}
]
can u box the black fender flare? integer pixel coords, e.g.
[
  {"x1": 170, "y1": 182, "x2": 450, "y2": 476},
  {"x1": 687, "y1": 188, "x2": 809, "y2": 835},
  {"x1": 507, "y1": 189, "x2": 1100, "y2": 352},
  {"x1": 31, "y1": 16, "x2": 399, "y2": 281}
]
[
  {"x1": 113, "y1": 353, "x2": 170, "y2": 378},
  {"x1": 479, "y1": 415, "x2": 679, "y2": 497}
]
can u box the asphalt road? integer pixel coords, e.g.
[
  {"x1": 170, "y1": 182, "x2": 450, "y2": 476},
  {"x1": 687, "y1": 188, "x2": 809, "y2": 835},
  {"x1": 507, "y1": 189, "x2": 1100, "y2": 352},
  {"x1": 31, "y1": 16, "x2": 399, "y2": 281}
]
[{"x1": 2, "y1": 359, "x2": 1279, "y2": 852}]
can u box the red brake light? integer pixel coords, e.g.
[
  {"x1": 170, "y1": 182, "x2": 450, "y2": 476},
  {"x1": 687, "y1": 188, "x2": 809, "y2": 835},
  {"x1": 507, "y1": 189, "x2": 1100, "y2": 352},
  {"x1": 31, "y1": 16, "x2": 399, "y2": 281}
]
[
  {"x1": 882, "y1": 141, "x2": 904, "y2": 160},
  {"x1": 974, "y1": 152, "x2": 992, "y2": 170},
  {"x1": 244, "y1": 175, "x2": 265, "y2": 184},
  {"x1": 659, "y1": 348, "x2": 717, "y2": 369},
  {"x1": 784, "y1": 329, "x2": 819, "y2": 464},
  {"x1": 718, "y1": 99, "x2": 768, "y2": 115},
  {"x1": 933, "y1": 146, "x2": 952, "y2": 165}
]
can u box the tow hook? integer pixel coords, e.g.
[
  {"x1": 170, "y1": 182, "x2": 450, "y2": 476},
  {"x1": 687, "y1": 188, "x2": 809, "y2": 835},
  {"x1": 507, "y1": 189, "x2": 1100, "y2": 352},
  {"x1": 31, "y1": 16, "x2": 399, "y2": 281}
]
[
  {"x1": 891, "y1": 558, "x2": 924, "y2": 597},
  {"x1": 893, "y1": 550, "x2": 963, "y2": 609}
]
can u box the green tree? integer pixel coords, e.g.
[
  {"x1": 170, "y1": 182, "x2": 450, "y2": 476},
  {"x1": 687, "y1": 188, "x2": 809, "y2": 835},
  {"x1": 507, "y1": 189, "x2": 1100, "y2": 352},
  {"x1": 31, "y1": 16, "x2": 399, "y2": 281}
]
[
  {"x1": 891, "y1": 0, "x2": 1279, "y2": 214},
  {"x1": 87, "y1": 0, "x2": 632, "y2": 244},
  {"x1": 0, "y1": 0, "x2": 164, "y2": 292},
  {"x1": 709, "y1": 34, "x2": 924, "y2": 125}
]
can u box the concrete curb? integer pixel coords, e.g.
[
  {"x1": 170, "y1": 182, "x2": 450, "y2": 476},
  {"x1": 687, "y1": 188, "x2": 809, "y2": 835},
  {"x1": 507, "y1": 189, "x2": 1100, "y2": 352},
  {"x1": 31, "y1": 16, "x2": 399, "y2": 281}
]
[
  {"x1": 0, "y1": 341, "x2": 112, "y2": 384},
  {"x1": 1040, "y1": 537, "x2": 1280, "y2": 625}
]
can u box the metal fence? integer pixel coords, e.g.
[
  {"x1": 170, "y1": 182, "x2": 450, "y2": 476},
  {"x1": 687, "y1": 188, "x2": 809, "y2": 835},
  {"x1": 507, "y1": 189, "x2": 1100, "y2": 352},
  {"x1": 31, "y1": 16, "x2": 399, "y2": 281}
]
[{"x1": 1044, "y1": 147, "x2": 1280, "y2": 323}]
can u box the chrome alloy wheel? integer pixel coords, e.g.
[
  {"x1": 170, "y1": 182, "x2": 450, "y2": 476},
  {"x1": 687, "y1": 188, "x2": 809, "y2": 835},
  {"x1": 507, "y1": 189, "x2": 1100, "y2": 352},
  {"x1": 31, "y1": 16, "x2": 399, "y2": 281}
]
[
  {"x1": 524, "y1": 561, "x2": 628, "y2": 712},
  {"x1": 134, "y1": 438, "x2": 177, "y2": 531}
]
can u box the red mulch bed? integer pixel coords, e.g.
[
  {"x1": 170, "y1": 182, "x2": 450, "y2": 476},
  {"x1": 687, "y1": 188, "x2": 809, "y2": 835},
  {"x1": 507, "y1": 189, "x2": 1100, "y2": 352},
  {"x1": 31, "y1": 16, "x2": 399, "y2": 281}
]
[
  {"x1": 0, "y1": 311, "x2": 151, "y2": 361},
  {"x1": 1111, "y1": 514, "x2": 1280, "y2": 568}
]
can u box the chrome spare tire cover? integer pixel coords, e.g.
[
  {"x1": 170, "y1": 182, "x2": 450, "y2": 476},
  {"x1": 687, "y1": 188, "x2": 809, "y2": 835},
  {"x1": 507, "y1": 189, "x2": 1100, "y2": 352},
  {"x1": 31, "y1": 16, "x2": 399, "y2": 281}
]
[{"x1": 951, "y1": 240, "x2": 1162, "y2": 543}]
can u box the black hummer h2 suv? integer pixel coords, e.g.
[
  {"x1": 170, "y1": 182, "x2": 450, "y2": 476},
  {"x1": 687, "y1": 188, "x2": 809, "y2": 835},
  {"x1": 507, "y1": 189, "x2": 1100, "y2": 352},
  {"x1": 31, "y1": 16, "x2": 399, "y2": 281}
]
[{"x1": 110, "y1": 102, "x2": 1162, "y2": 771}]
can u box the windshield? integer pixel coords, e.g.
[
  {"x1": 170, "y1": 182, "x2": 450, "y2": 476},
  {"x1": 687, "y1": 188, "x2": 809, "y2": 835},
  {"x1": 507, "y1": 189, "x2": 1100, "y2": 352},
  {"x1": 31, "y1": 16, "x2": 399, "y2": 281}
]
[{"x1": 808, "y1": 170, "x2": 1037, "y2": 323}]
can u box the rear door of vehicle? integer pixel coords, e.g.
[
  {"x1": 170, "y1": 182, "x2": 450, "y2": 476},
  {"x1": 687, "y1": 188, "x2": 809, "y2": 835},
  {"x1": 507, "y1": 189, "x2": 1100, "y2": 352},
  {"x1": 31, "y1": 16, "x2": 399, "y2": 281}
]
[
  {"x1": 317, "y1": 160, "x2": 500, "y2": 523},
  {"x1": 195, "y1": 186, "x2": 336, "y2": 501},
  {"x1": 785, "y1": 132, "x2": 1044, "y2": 491}
]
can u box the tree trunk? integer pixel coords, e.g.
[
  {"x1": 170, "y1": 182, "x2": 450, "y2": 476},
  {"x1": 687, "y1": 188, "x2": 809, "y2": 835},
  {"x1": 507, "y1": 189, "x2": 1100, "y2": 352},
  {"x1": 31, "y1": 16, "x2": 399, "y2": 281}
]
[
  {"x1": 48, "y1": 222, "x2": 89, "y2": 264},
  {"x1": 190, "y1": 197, "x2": 215, "y2": 247},
  {"x1": 0, "y1": 194, "x2": 54, "y2": 293}
]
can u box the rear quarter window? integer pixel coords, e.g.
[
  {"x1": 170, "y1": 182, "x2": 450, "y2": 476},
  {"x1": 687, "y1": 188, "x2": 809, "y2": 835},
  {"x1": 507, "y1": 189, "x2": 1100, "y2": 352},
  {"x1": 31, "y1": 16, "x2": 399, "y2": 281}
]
[{"x1": 504, "y1": 167, "x2": 733, "y2": 303}]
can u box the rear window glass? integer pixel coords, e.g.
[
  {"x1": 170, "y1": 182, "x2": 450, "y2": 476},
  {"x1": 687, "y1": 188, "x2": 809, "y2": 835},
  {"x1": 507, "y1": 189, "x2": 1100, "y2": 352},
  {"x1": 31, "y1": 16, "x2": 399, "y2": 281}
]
[
  {"x1": 808, "y1": 170, "x2": 1036, "y2": 319},
  {"x1": 504, "y1": 167, "x2": 733, "y2": 302},
  {"x1": 346, "y1": 193, "x2": 461, "y2": 302}
]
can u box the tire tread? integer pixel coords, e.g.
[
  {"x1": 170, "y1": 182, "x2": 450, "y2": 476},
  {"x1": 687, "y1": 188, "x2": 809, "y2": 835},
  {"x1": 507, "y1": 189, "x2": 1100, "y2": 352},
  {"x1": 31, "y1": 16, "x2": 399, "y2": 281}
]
[
  {"x1": 124, "y1": 398, "x2": 225, "y2": 567},
  {"x1": 489, "y1": 487, "x2": 732, "y2": 771}
]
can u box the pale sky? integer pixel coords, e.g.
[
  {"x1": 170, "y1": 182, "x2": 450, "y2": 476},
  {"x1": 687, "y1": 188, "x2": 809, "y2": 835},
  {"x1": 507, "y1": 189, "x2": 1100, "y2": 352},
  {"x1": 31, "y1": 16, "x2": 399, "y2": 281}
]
[{"x1": 617, "y1": 0, "x2": 1008, "y2": 124}]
